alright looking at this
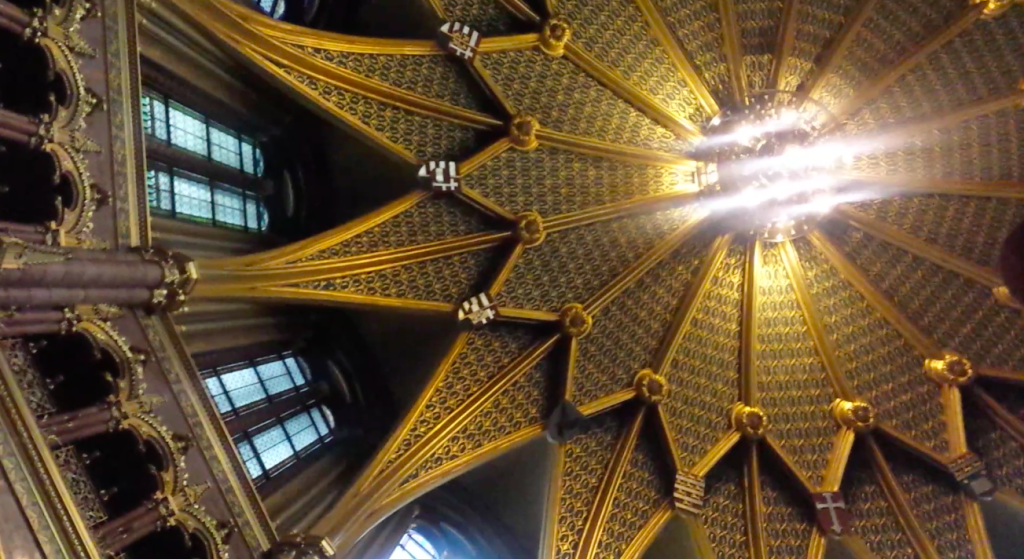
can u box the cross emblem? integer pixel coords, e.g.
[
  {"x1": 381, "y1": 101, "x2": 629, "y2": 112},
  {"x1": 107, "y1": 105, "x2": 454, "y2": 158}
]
[
  {"x1": 457, "y1": 292, "x2": 498, "y2": 329},
  {"x1": 438, "y1": 22, "x2": 481, "y2": 62},
  {"x1": 812, "y1": 491, "x2": 852, "y2": 535},
  {"x1": 417, "y1": 161, "x2": 461, "y2": 193}
]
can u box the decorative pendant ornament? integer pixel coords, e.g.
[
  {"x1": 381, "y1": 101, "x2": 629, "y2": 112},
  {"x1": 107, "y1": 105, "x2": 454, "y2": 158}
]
[
  {"x1": 730, "y1": 403, "x2": 769, "y2": 439},
  {"x1": 509, "y1": 113, "x2": 540, "y2": 151},
  {"x1": 457, "y1": 292, "x2": 499, "y2": 329},
  {"x1": 633, "y1": 369, "x2": 668, "y2": 405},
  {"x1": 438, "y1": 22, "x2": 481, "y2": 62},
  {"x1": 515, "y1": 212, "x2": 545, "y2": 246},
  {"x1": 673, "y1": 471, "x2": 704, "y2": 515},
  {"x1": 559, "y1": 303, "x2": 592, "y2": 338},
  {"x1": 417, "y1": 161, "x2": 461, "y2": 193},
  {"x1": 829, "y1": 398, "x2": 876, "y2": 432},
  {"x1": 545, "y1": 399, "x2": 585, "y2": 444},
  {"x1": 812, "y1": 491, "x2": 852, "y2": 535},
  {"x1": 539, "y1": 16, "x2": 571, "y2": 57},
  {"x1": 923, "y1": 351, "x2": 975, "y2": 386}
]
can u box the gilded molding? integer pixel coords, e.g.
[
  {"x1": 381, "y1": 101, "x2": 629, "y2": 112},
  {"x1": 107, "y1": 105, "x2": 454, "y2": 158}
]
[
  {"x1": 770, "y1": 0, "x2": 800, "y2": 91},
  {"x1": 821, "y1": 427, "x2": 856, "y2": 492},
  {"x1": 743, "y1": 444, "x2": 768, "y2": 559},
  {"x1": 545, "y1": 190, "x2": 700, "y2": 233},
  {"x1": 620, "y1": 504, "x2": 673, "y2": 559},
  {"x1": 799, "y1": 0, "x2": 880, "y2": 103},
  {"x1": 691, "y1": 430, "x2": 741, "y2": 477},
  {"x1": 839, "y1": 174, "x2": 1024, "y2": 199},
  {"x1": 865, "y1": 436, "x2": 941, "y2": 559},
  {"x1": 563, "y1": 41, "x2": 703, "y2": 141},
  {"x1": 874, "y1": 423, "x2": 950, "y2": 473},
  {"x1": 740, "y1": 240, "x2": 760, "y2": 405},
  {"x1": 537, "y1": 127, "x2": 698, "y2": 167},
  {"x1": 653, "y1": 234, "x2": 732, "y2": 374},
  {"x1": 808, "y1": 230, "x2": 942, "y2": 358},
  {"x1": 540, "y1": 443, "x2": 566, "y2": 559},
  {"x1": 632, "y1": 0, "x2": 719, "y2": 115},
  {"x1": 716, "y1": 0, "x2": 747, "y2": 105}
]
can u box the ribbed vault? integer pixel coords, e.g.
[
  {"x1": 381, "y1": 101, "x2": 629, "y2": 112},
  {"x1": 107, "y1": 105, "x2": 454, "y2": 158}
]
[{"x1": 173, "y1": 0, "x2": 1024, "y2": 557}]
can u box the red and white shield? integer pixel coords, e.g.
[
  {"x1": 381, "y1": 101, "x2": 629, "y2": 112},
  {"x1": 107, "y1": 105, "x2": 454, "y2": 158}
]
[{"x1": 812, "y1": 492, "x2": 852, "y2": 535}]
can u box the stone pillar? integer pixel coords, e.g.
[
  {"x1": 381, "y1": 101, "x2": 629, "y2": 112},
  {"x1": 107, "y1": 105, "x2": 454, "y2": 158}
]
[
  {"x1": 95, "y1": 500, "x2": 168, "y2": 554},
  {"x1": 0, "y1": 308, "x2": 66, "y2": 337},
  {"x1": 0, "y1": 0, "x2": 30, "y2": 36},
  {"x1": 0, "y1": 221, "x2": 51, "y2": 245},
  {"x1": 38, "y1": 401, "x2": 118, "y2": 446},
  {"x1": 0, "y1": 240, "x2": 198, "y2": 312}
]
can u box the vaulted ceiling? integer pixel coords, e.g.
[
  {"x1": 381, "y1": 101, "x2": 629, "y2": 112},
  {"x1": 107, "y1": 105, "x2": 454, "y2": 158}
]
[{"x1": 176, "y1": 0, "x2": 1024, "y2": 557}]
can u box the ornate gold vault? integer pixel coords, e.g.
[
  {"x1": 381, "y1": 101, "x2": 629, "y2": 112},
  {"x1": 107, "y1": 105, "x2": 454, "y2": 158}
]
[{"x1": 166, "y1": 0, "x2": 1024, "y2": 557}]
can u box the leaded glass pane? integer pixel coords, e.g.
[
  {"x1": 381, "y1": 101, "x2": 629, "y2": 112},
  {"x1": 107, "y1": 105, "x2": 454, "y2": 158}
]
[
  {"x1": 204, "y1": 377, "x2": 224, "y2": 396},
  {"x1": 146, "y1": 169, "x2": 173, "y2": 212},
  {"x1": 284, "y1": 413, "x2": 318, "y2": 451},
  {"x1": 241, "y1": 139, "x2": 256, "y2": 175},
  {"x1": 218, "y1": 367, "x2": 267, "y2": 409},
  {"x1": 213, "y1": 394, "x2": 233, "y2": 414},
  {"x1": 252, "y1": 425, "x2": 294, "y2": 470},
  {"x1": 141, "y1": 95, "x2": 154, "y2": 136},
  {"x1": 389, "y1": 531, "x2": 440, "y2": 559},
  {"x1": 311, "y1": 407, "x2": 328, "y2": 436},
  {"x1": 256, "y1": 360, "x2": 294, "y2": 396},
  {"x1": 283, "y1": 357, "x2": 307, "y2": 387},
  {"x1": 148, "y1": 95, "x2": 168, "y2": 141},
  {"x1": 172, "y1": 174, "x2": 213, "y2": 221},
  {"x1": 245, "y1": 197, "x2": 259, "y2": 231},
  {"x1": 210, "y1": 124, "x2": 242, "y2": 170},
  {"x1": 168, "y1": 102, "x2": 208, "y2": 156},
  {"x1": 213, "y1": 186, "x2": 246, "y2": 228},
  {"x1": 236, "y1": 439, "x2": 265, "y2": 479}
]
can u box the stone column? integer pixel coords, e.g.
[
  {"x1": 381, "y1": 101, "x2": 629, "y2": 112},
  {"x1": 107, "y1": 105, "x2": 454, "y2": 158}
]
[
  {"x1": 0, "y1": 0, "x2": 30, "y2": 36},
  {"x1": 38, "y1": 401, "x2": 118, "y2": 446},
  {"x1": 0, "y1": 108, "x2": 42, "y2": 146},
  {"x1": 0, "y1": 240, "x2": 198, "y2": 312},
  {"x1": 0, "y1": 308, "x2": 66, "y2": 337},
  {"x1": 95, "y1": 500, "x2": 169, "y2": 554}
]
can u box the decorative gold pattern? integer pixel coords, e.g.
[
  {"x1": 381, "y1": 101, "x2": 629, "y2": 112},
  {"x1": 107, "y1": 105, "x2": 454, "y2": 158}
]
[
  {"x1": 282, "y1": 67, "x2": 486, "y2": 161},
  {"x1": 437, "y1": 0, "x2": 524, "y2": 34},
  {"x1": 478, "y1": 50, "x2": 691, "y2": 153},
  {"x1": 572, "y1": 239, "x2": 708, "y2": 405},
  {"x1": 760, "y1": 471, "x2": 814, "y2": 559},
  {"x1": 886, "y1": 450, "x2": 976, "y2": 557},
  {"x1": 559, "y1": 0, "x2": 707, "y2": 123},
  {"x1": 555, "y1": 413, "x2": 622, "y2": 559},
  {"x1": 296, "y1": 198, "x2": 492, "y2": 263},
  {"x1": 853, "y1": 195, "x2": 1024, "y2": 270},
  {"x1": 382, "y1": 324, "x2": 543, "y2": 471},
  {"x1": 464, "y1": 146, "x2": 687, "y2": 217},
  {"x1": 301, "y1": 48, "x2": 491, "y2": 112},
  {"x1": 597, "y1": 433, "x2": 672, "y2": 558},
  {"x1": 846, "y1": 460, "x2": 917, "y2": 559},
  {"x1": 652, "y1": 0, "x2": 734, "y2": 102},
  {"x1": 702, "y1": 462, "x2": 750, "y2": 558},
  {"x1": 500, "y1": 209, "x2": 689, "y2": 312},
  {"x1": 756, "y1": 243, "x2": 837, "y2": 487}
]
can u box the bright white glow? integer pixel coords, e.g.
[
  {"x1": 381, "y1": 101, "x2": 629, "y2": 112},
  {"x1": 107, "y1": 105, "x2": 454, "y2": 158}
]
[
  {"x1": 700, "y1": 111, "x2": 808, "y2": 149},
  {"x1": 699, "y1": 176, "x2": 839, "y2": 214},
  {"x1": 766, "y1": 190, "x2": 880, "y2": 223}
]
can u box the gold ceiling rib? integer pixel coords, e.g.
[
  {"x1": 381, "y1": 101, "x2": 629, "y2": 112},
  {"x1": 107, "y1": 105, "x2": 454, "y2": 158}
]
[
  {"x1": 655, "y1": 405, "x2": 684, "y2": 472},
  {"x1": 583, "y1": 213, "x2": 707, "y2": 314},
  {"x1": 743, "y1": 444, "x2": 768, "y2": 559},
  {"x1": 460, "y1": 137, "x2": 515, "y2": 174},
  {"x1": 716, "y1": 0, "x2": 747, "y2": 105},
  {"x1": 779, "y1": 240, "x2": 857, "y2": 400},
  {"x1": 770, "y1": 0, "x2": 800, "y2": 92},
  {"x1": 477, "y1": 34, "x2": 543, "y2": 52},
  {"x1": 838, "y1": 174, "x2": 1024, "y2": 199},
  {"x1": 540, "y1": 443, "x2": 566, "y2": 559},
  {"x1": 562, "y1": 42, "x2": 704, "y2": 141},
  {"x1": 497, "y1": 0, "x2": 544, "y2": 23},
  {"x1": 762, "y1": 436, "x2": 815, "y2": 497},
  {"x1": 575, "y1": 408, "x2": 646, "y2": 559},
  {"x1": 690, "y1": 431, "x2": 742, "y2": 477},
  {"x1": 201, "y1": 231, "x2": 507, "y2": 286},
  {"x1": 871, "y1": 85, "x2": 1024, "y2": 143},
  {"x1": 865, "y1": 436, "x2": 942, "y2": 559},
  {"x1": 807, "y1": 230, "x2": 942, "y2": 358},
  {"x1": 470, "y1": 58, "x2": 517, "y2": 116},
  {"x1": 873, "y1": 423, "x2": 950, "y2": 473},
  {"x1": 653, "y1": 235, "x2": 734, "y2": 375},
  {"x1": 633, "y1": 0, "x2": 719, "y2": 115},
  {"x1": 489, "y1": 242, "x2": 525, "y2": 294},
  {"x1": 201, "y1": 286, "x2": 457, "y2": 313},
  {"x1": 977, "y1": 367, "x2": 1024, "y2": 385},
  {"x1": 821, "y1": 427, "x2": 856, "y2": 492},
  {"x1": 798, "y1": 0, "x2": 880, "y2": 105},
  {"x1": 619, "y1": 504, "x2": 674, "y2": 559},
  {"x1": 497, "y1": 307, "x2": 563, "y2": 323},
  {"x1": 536, "y1": 128, "x2": 698, "y2": 167},
  {"x1": 740, "y1": 240, "x2": 761, "y2": 405},
  {"x1": 836, "y1": 206, "x2": 1002, "y2": 289},
  {"x1": 325, "y1": 334, "x2": 563, "y2": 551},
  {"x1": 829, "y1": 2, "x2": 987, "y2": 124},
  {"x1": 563, "y1": 336, "x2": 580, "y2": 401},
  {"x1": 968, "y1": 386, "x2": 1024, "y2": 447},
  {"x1": 455, "y1": 188, "x2": 518, "y2": 221},
  {"x1": 544, "y1": 191, "x2": 700, "y2": 232}
]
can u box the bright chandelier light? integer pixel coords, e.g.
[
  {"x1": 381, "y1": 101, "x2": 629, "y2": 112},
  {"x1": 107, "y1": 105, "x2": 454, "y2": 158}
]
[{"x1": 689, "y1": 91, "x2": 883, "y2": 241}]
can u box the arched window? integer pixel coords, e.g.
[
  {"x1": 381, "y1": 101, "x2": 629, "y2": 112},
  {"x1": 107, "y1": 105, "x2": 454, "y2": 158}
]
[
  {"x1": 200, "y1": 353, "x2": 337, "y2": 485},
  {"x1": 141, "y1": 90, "x2": 269, "y2": 232},
  {"x1": 389, "y1": 529, "x2": 441, "y2": 559}
]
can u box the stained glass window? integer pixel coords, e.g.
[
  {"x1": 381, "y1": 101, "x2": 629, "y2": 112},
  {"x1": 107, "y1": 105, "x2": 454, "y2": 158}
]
[
  {"x1": 389, "y1": 530, "x2": 441, "y2": 559},
  {"x1": 203, "y1": 354, "x2": 332, "y2": 484},
  {"x1": 146, "y1": 165, "x2": 268, "y2": 232}
]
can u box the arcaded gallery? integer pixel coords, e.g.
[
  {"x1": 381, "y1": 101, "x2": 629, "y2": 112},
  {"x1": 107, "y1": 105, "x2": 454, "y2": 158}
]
[{"x1": 1, "y1": 0, "x2": 1024, "y2": 557}]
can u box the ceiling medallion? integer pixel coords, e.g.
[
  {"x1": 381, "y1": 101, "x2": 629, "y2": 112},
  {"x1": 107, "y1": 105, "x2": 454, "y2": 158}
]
[
  {"x1": 924, "y1": 351, "x2": 976, "y2": 386},
  {"x1": 691, "y1": 91, "x2": 850, "y2": 242},
  {"x1": 829, "y1": 398, "x2": 876, "y2": 432},
  {"x1": 633, "y1": 369, "x2": 668, "y2": 405},
  {"x1": 730, "y1": 403, "x2": 769, "y2": 439}
]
